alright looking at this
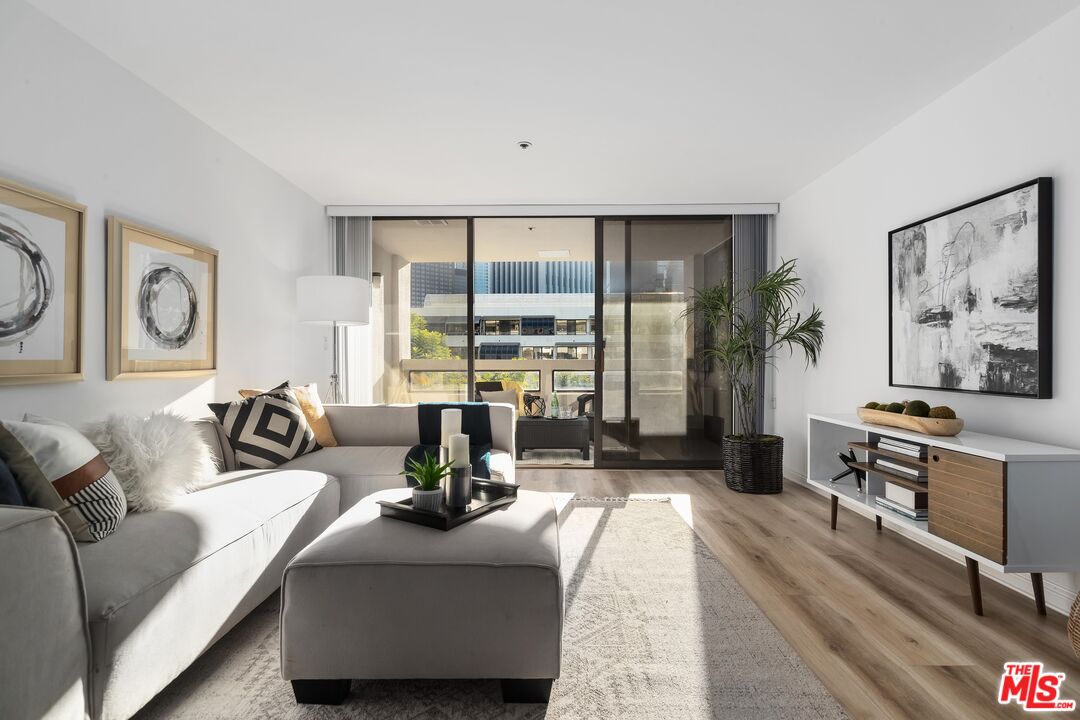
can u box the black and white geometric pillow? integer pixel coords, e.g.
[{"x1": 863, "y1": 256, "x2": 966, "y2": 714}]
[{"x1": 209, "y1": 383, "x2": 320, "y2": 469}]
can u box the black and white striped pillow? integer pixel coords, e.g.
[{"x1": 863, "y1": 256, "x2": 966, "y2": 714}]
[{"x1": 209, "y1": 383, "x2": 320, "y2": 469}]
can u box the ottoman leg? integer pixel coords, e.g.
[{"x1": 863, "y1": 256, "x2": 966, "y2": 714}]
[
  {"x1": 501, "y1": 678, "x2": 553, "y2": 703},
  {"x1": 291, "y1": 679, "x2": 350, "y2": 705}
]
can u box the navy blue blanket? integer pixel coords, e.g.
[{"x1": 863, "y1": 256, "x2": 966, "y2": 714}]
[
  {"x1": 0, "y1": 458, "x2": 27, "y2": 506},
  {"x1": 405, "y1": 402, "x2": 493, "y2": 481}
]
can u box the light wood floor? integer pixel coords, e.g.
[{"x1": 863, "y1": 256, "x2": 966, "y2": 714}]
[{"x1": 517, "y1": 467, "x2": 1080, "y2": 720}]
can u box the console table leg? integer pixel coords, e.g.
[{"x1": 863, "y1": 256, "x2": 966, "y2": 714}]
[
  {"x1": 829, "y1": 495, "x2": 838, "y2": 530},
  {"x1": 875, "y1": 515, "x2": 882, "y2": 532},
  {"x1": 965, "y1": 557, "x2": 983, "y2": 616},
  {"x1": 1032, "y1": 573, "x2": 1047, "y2": 616}
]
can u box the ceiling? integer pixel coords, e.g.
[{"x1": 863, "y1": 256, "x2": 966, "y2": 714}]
[{"x1": 27, "y1": 0, "x2": 1080, "y2": 206}]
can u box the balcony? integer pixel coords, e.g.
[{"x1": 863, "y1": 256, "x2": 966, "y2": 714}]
[{"x1": 401, "y1": 358, "x2": 596, "y2": 466}]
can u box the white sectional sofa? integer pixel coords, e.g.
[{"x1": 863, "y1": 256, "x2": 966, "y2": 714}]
[{"x1": 0, "y1": 402, "x2": 516, "y2": 720}]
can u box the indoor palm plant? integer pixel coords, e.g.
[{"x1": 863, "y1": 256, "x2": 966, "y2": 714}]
[
  {"x1": 402, "y1": 452, "x2": 454, "y2": 511},
  {"x1": 685, "y1": 258, "x2": 824, "y2": 493}
]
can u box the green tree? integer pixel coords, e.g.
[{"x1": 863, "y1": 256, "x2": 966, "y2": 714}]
[{"x1": 410, "y1": 313, "x2": 454, "y2": 359}]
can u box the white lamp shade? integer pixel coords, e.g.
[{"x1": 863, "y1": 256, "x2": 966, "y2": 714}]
[{"x1": 297, "y1": 275, "x2": 370, "y2": 325}]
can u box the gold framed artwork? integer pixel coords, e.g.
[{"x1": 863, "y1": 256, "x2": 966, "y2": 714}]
[
  {"x1": 0, "y1": 177, "x2": 84, "y2": 385},
  {"x1": 107, "y1": 218, "x2": 217, "y2": 379}
]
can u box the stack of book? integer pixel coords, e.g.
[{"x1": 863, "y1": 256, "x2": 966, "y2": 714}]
[
  {"x1": 876, "y1": 482, "x2": 928, "y2": 520},
  {"x1": 875, "y1": 437, "x2": 926, "y2": 459}
]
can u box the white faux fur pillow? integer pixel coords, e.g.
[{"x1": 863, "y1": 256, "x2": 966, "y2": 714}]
[{"x1": 83, "y1": 411, "x2": 216, "y2": 512}]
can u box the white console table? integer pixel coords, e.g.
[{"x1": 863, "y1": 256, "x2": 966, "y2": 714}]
[{"x1": 807, "y1": 412, "x2": 1080, "y2": 615}]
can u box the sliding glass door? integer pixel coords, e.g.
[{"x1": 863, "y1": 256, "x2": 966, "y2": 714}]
[
  {"x1": 366, "y1": 215, "x2": 733, "y2": 469},
  {"x1": 596, "y1": 218, "x2": 733, "y2": 467}
]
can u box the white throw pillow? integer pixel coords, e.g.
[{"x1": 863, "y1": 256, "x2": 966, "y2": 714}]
[
  {"x1": 480, "y1": 389, "x2": 519, "y2": 407},
  {"x1": 83, "y1": 411, "x2": 216, "y2": 512}
]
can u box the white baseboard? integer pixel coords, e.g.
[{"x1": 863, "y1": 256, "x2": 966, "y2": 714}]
[{"x1": 786, "y1": 470, "x2": 1076, "y2": 616}]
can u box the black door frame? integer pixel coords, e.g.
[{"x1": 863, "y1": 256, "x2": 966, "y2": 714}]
[{"x1": 592, "y1": 215, "x2": 732, "y2": 470}]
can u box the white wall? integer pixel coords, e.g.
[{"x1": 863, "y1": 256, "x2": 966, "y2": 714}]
[
  {"x1": 0, "y1": 0, "x2": 331, "y2": 423},
  {"x1": 774, "y1": 7, "x2": 1080, "y2": 611}
]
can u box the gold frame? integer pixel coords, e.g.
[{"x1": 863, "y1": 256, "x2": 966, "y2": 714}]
[
  {"x1": 106, "y1": 217, "x2": 218, "y2": 380},
  {"x1": 0, "y1": 177, "x2": 85, "y2": 385}
]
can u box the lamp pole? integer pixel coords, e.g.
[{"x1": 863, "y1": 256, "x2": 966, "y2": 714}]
[{"x1": 326, "y1": 319, "x2": 343, "y2": 404}]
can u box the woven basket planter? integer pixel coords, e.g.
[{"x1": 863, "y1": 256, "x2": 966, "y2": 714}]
[
  {"x1": 1068, "y1": 593, "x2": 1080, "y2": 659},
  {"x1": 722, "y1": 435, "x2": 784, "y2": 494}
]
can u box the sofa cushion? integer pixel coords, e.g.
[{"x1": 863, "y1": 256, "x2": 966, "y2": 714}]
[
  {"x1": 78, "y1": 468, "x2": 329, "y2": 621},
  {"x1": 488, "y1": 449, "x2": 513, "y2": 484},
  {"x1": 77, "y1": 468, "x2": 339, "y2": 720},
  {"x1": 322, "y1": 404, "x2": 420, "y2": 447},
  {"x1": 278, "y1": 446, "x2": 412, "y2": 511}
]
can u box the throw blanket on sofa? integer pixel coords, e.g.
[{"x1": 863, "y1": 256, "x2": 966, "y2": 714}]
[{"x1": 405, "y1": 403, "x2": 493, "y2": 481}]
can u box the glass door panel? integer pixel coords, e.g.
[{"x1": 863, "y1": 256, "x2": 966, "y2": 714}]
[
  {"x1": 600, "y1": 220, "x2": 635, "y2": 460},
  {"x1": 371, "y1": 219, "x2": 469, "y2": 403},
  {"x1": 597, "y1": 218, "x2": 733, "y2": 467}
]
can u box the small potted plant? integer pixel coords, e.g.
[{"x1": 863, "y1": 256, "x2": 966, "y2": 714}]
[{"x1": 401, "y1": 452, "x2": 453, "y2": 511}]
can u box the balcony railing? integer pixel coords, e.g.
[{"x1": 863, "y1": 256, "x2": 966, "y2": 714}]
[{"x1": 400, "y1": 358, "x2": 594, "y2": 403}]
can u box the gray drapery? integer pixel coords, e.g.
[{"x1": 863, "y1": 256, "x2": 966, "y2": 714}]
[
  {"x1": 732, "y1": 214, "x2": 773, "y2": 435},
  {"x1": 330, "y1": 216, "x2": 373, "y2": 403}
]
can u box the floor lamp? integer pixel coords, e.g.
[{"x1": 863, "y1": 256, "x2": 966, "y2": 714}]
[{"x1": 297, "y1": 275, "x2": 370, "y2": 404}]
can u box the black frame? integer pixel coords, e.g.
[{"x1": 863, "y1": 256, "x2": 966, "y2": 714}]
[
  {"x1": 887, "y1": 177, "x2": 1053, "y2": 399},
  {"x1": 593, "y1": 216, "x2": 734, "y2": 469},
  {"x1": 373, "y1": 213, "x2": 735, "y2": 469}
]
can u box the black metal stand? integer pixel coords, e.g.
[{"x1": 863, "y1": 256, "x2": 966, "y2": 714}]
[{"x1": 830, "y1": 450, "x2": 865, "y2": 492}]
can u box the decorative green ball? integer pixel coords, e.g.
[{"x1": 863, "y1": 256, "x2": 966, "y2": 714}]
[
  {"x1": 864, "y1": 402, "x2": 880, "y2": 409},
  {"x1": 928, "y1": 406, "x2": 957, "y2": 419},
  {"x1": 904, "y1": 400, "x2": 931, "y2": 417},
  {"x1": 884, "y1": 402, "x2": 906, "y2": 413}
]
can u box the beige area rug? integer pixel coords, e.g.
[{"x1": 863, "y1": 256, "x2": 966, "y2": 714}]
[{"x1": 135, "y1": 498, "x2": 848, "y2": 719}]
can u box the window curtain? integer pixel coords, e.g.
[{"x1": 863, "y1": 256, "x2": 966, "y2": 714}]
[
  {"x1": 330, "y1": 216, "x2": 373, "y2": 403},
  {"x1": 732, "y1": 214, "x2": 772, "y2": 435}
]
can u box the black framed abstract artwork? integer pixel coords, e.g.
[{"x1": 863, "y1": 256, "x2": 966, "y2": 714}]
[
  {"x1": 0, "y1": 177, "x2": 84, "y2": 385},
  {"x1": 107, "y1": 217, "x2": 217, "y2": 379},
  {"x1": 889, "y1": 178, "x2": 1052, "y2": 398}
]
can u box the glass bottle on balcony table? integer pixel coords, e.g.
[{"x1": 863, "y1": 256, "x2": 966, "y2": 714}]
[{"x1": 550, "y1": 392, "x2": 561, "y2": 419}]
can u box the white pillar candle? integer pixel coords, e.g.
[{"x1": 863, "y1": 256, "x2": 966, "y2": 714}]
[
  {"x1": 449, "y1": 433, "x2": 470, "y2": 468},
  {"x1": 441, "y1": 408, "x2": 462, "y2": 448}
]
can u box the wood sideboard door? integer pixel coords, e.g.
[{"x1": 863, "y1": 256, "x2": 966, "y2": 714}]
[{"x1": 927, "y1": 449, "x2": 1006, "y2": 564}]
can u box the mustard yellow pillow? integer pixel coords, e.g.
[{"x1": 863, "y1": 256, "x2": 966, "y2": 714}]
[
  {"x1": 500, "y1": 380, "x2": 526, "y2": 414},
  {"x1": 238, "y1": 383, "x2": 338, "y2": 448}
]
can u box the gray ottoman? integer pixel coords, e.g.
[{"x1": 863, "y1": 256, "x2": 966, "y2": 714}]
[{"x1": 280, "y1": 487, "x2": 562, "y2": 704}]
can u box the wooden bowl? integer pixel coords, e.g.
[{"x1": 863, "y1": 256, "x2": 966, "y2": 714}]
[{"x1": 856, "y1": 407, "x2": 965, "y2": 437}]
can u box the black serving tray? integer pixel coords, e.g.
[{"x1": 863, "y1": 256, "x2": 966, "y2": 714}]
[{"x1": 377, "y1": 478, "x2": 520, "y2": 531}]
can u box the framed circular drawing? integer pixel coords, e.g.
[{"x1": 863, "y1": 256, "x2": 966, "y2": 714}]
[
  {"x1": 0, "y1": 176, "x2": 84, "y2": 385},
  {"x1": 107, "y1": 217, "x2": 217, "y2": 379}
]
